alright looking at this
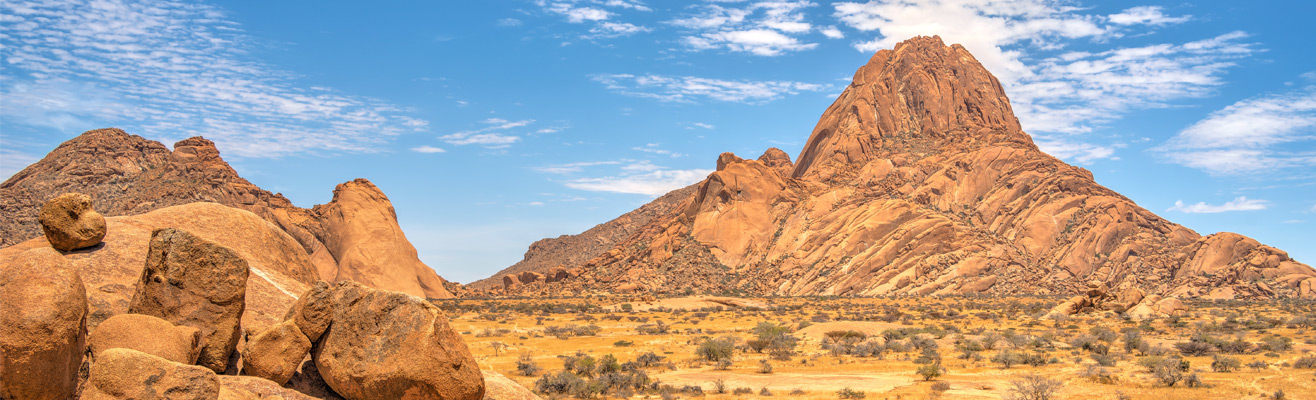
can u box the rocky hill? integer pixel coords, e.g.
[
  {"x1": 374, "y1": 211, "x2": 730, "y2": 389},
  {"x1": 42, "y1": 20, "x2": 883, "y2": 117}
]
[
  {"x1": 498, "y1": 36, "x2": 1315, "y2": 300},
  {"x1": 0, "y1": 128, "x2": 452, "y2": 299}
]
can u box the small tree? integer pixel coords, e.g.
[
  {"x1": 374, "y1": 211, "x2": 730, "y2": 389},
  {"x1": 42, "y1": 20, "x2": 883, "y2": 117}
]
[
  {"x1": 1005, "y1": 374, "x2": 1063, "y2": 400},
  {"x1": 917, "y1": 361, "x2": 944, "y2": 381},
  {"x1": 696, "y1": 336, "x2": 737, "y2": 363}
]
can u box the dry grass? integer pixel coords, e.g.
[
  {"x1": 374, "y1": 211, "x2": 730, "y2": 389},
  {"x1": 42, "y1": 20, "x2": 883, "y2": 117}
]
[{"x1": 436, "y1": 296, "x2": 1316, "y2": 400}]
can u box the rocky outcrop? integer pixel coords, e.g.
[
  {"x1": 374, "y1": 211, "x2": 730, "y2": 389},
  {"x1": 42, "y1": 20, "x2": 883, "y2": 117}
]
[
  {"x1": 315, "y1": 281, "x2": 483, "y2": 400},
  {"x1": 496, "y1": 35, "x2": 1315, "y2": 300},
  {"x1": 128, "y1": 228, "x2": 248, "y2": 373},
  {"x1": 38, "y1": 192, "x2": 107, "y2": 251},
  {"x1": 88, "y1": 313, "x2": 201, "y2": 364},
  {"x1": 0, "y1": 247, "x2": 87, "y2": 400},
  {"x1": 0, "y1": 128, "x2": 455, "y2": 300},
  {"x1": 311, "y1": 179, "x2": 452, "y2": 299},
  {"x1": 82, "y1": 348, "x2": 220, "y2": 400}
]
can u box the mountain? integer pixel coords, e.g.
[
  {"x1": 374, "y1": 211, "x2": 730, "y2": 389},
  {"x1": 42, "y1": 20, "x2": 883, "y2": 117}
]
[
  {"x1": 0, "y1": 128, "x2": 453, "y2": 299},
  {"x1": 497, "y1": 36, "x2": 1316, "y2": 300}
]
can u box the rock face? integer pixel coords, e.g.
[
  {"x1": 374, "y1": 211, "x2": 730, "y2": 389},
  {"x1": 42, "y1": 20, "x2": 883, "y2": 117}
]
[
  {"x1": 88, "y1": 313, "x2": 202, "y2": 364},
  {"x1": 82, "y1": 348, "x2": 220, "y2": 400},
  {"x1": 0, "y1": 128, "x2": 455, "y2": 299},
  {"x1": 129, "y1": 228, "x2": 249, "y2": 373},
  {"x1": 495, "y1": 35, "x2": 1315, "y2": 300},
  {"x1": 311, "y1": 179, "x2": 452, "y2": 299},
  {"x1": 315, "y1": 282, "x2": 483, "y2": 400},
  {"x1": 38, "y1": 192, "x2": 107, "y2": 250},
  {"x1": 481, "y1": 371, "x2": 542, "y2": 400},
  {"x1": 0, "y1": 247, "x2": 87, "y2": 400}
]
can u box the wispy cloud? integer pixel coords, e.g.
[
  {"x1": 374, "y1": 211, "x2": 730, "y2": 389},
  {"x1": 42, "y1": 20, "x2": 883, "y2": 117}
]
[
  {"x1": 536, "y1": 0, "x2": 652, "y2": 39},
  {"x1": 632, "y1": 143, "x2": 683, "y2": 158},
  {"x1": 831, "y1": 1, "x2": 1251, "y2": 164},
  {"x1": 565, "y1": 168, "x2": 711, "y2": 196},
  {"x1": 439, "y1": 118, "x2": 533, "y2": 148},
  {"x1": 671, "y1": 1, "x2": 821, "y2": 56},
  {"x1": 533, "y1": 160, "x2": 622, "y2": 174},
  {"x1": 1157, "y1": 84, "x2": 1316, "y2": 175},
  {"x1": 689, "y1": 122, "x2": 715, "y2": 130},
  {"x1": 1167, "y1": 196, "x2": 1269, "y2": 214},
  {"x1": 411, "y1": 145, "x2": 447, "y2": 154},
  {"x1": 0, "y1": 0, "x2": 428, "y2": 158},
  {"x1": 592, "y1": 74, "x2": 828, "y2": 104}
]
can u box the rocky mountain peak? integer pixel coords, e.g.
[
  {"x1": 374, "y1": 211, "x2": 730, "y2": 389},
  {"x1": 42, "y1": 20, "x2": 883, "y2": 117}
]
[{"x1": 792, "y1": 35, "x2": 1031, "y2": 182}]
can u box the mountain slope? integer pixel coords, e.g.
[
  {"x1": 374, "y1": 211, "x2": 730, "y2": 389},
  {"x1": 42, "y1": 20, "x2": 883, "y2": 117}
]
[
  {"x1": 501, "y1": 36, "x2": 1315, "y2": 299},
  {"x1": 0, "y1": 128, "x2": 453, "y2": 299}
]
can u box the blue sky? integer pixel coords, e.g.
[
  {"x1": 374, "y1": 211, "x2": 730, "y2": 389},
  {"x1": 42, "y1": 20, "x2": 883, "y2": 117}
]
[{"x1": 2, "y1": 0, "x2": 1313, "y2": 283}]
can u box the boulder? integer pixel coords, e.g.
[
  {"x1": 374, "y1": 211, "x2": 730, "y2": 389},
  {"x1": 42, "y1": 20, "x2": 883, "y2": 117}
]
[
  {"x1": 88, "y1": 313, "x2": 201, "y2": 364},
  {"x1": 284, "y1": 281, "x2": 335, "y2": 342},
  {"x1": 517, "y1": 271, "x2": 544, "y2": 284},
  {"x1": 242, "y1": 320, "x2": 312, "y2": 385},
  {"x1": 482, "y1": 371, "x2": 542, "y2": 400},
  {"x1": 218, "y1": 375, "x2": 323, "y2": 400},
  {"x1": 37, "y1": 192, "x2": 107, "y2": 251},
  {"x1": 129, "y1": 227, "x2": 249, "y2": 373},
  {"x1": 82, "y1": 348, "x2": 220, "y2": 400},
  {"x1": 0, "y1": 247, "x2": 88, "y2": 400},
  {"x1": 314, "y1": 282, "x2": 483, "y2": 400}
]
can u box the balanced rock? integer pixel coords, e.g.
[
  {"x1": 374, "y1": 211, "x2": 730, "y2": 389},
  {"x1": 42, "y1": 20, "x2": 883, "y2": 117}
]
[
  {"x1": 38, "y1": 192, "x2": 106, "y2": 251},
  {"x1": 129, "y1": 227, "x2": 249, "y2": 373},
  {"x1": 284, "y1": 281, "x2": 335, "y2": 342},
  {"x1": 82, "y1": 348, "x2": 219, "y2": 400},
  {"x1": 89, "y1": 313, "x2": 201, "y2": 364},
  {"x1": 315, "y1": 282, "x2": 483, "y2": 400},
  {"x1": 0, "y1": 247, "x2": 88, "y2": 400},
  {"x1": 242, "y1": 319, "x2": 312, "y2": 386}
]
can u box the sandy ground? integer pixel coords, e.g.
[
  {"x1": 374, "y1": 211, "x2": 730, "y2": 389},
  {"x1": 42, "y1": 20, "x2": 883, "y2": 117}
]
[
  {"x1": 654, "y1": 369, "x2": 917, "y2": 392},
  {"x1": 606, "y1": 296, "x2": 770, "y2": 311}
]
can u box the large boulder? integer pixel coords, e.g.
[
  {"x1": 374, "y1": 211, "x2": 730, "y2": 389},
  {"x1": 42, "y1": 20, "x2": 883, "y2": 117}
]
[
  {"x1": 88, "y1": 313, "x2": 201, "y2": 364},
  {"x1": 285, "y1": 281, "x2": 335, "y2": 342},
  {"x1": 82, "y1": 348, "x2": 219, "y2": 400},
  {"x1": 0, "y1": 247, "x2": 87, "y2": 400},
  {"x1": 314, "y1": 282, "x2": 483, "y2": 400},
  {"x1": 37, "y1": 192, "x2": 107, "y2": 251},
  {"x1": 241, "y1": 319, "x2": 312, "y2": 385},
  {"x1": 129, "y1": 227, "x2": 249, "y2": 373},
  {"x1": 218, "y1": 375, "x2": 323, "y2": 400}
]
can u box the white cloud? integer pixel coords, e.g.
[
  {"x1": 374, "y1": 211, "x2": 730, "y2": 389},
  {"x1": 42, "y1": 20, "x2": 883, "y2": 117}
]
[
  {"x1": 1167, "y1": 196, "x2": 1269, "y2": 214},
  {"x1": 411, "y1": 145, "x2": 447, "y2": 153},
  {"x1": 497, "y1": 18, "x2": 523, "y2": 27},
  {"x1": 565, "y1": 168, "x2": 712, "y2": 196},
  {"x1": 1035, "y1": 138, "x2": 1116, "y2": 163},
  {"x1": 821, "y1": 25, "x2": 845, "y2": 39},
  {"x1": 533, "y1": 161, "x2": 621, "y2": 174},
  {"x1": 528, "y1": 201, "x2": 545, "y2": 206},
  {"x1": 671, "y1": 1, "x2": 821, "y2": 56},
  {"x1": 633, "y1": 143, "x2": 683, "y2": 157},
  {"x1": 1158, "y1": 85, "x2": 1316, "y2": 175},
  {"x1": 537, "y1": 0, "x2": 652, "y2": 39},
  {"x1": 592, "y1": 74, "x2": 828, "y2": 104},
  {"x1": 830, "y1": 0, "x2": 1245, "y2": 165},
  {"x1": 691, "y1": 122, "x2": 716, "y2": 129},
  {"x1": 1108, "y1": 6, "x2": 1190, "y2": 26},
  {"x1": 0, "y1": 0, "x2": 427, "y2": 158},
  {"x1": 440, "y1": 118, "x2": 534, "y2": 148}
]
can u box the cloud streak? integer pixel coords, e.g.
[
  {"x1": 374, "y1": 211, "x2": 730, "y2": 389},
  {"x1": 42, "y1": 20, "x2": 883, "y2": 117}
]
[
  {"x1": 671, "y1": 1, "x2": 822, "y2": 56},
  {"x1": 0, "y1": 0, "x2": 428, "y2": 158},
  {"x1": 1157, "y1": 85, "x2": 1316, "y2": 175},
  {"x1": 592, "y1": 74, "x2": 828, "y2": 104},
  {"x1": 1167, "y1": 196, "x2": 1269, "y2": 214}
]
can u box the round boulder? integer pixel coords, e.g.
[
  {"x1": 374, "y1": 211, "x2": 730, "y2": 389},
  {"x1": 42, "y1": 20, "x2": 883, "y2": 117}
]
[
  {"x1": 82, "y1": 348, "x2": 219, "y2": 400},
  {"x1": 241, "y1": 319, "x2": 312, "y2": 385},
  {"x1": 89, "y1": 313, "x2": 201, "y2": 364},
  {"x1": 315, "y1": 282, "x2": 484, "y2": 400},
  {"x1": 38, "y1": 192, "x2": 107, "y2": 251},
  {"x1": 0, "y1": 247, "x2": 88, "y2": 400}
]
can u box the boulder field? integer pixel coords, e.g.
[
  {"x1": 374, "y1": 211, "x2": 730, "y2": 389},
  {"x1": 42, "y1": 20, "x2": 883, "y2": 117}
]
[{"x1": 0, "y1": 195, "x2": 485, "y2": 400}]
